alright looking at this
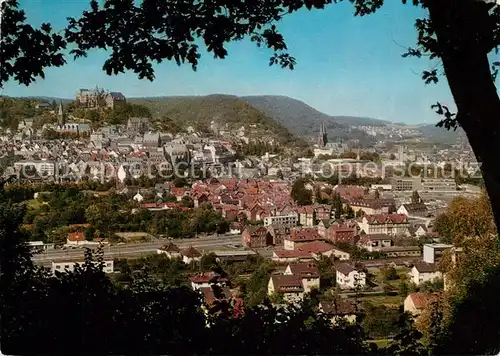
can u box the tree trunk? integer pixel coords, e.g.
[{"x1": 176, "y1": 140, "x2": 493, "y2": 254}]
[{"x1": 427, "y1": 0, "x2": 500, "y2": 232}]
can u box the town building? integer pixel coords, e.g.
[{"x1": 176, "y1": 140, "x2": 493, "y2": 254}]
[
  {"x1": 421, "y1": 178, "x2": 457, "y2": 192},
  {"x1": 335, "y1": 263, "x2": 366, "y2": 289},
  {"x1": 357, "y1": 234, "x2": 393, "y2": 252},
  {"x1": 266, "y1": 225, "x2": 290, "y2": 247},
  {"x1": 357, "y1": 214, "x2": 410, "y2": 236},
  {"x1": 267, "y1": 275, "x2": 304, "y2": 303},
  {"x1": 263, "y1": 214, "x2": 298, "y2": 228},
  {"x1": 296, "y1": 205, "x2": 315, "y2": 227},
  {"x1": 180, "y1": 246, "x2": 202, "y2": 264},
  {"x1": 127, "y1": 117, "x2": 150, "y2": 132},
  {"x1": 283, "y1": 262, "x2": 320, "y2": 293},
  {"x1": 156, "y1": 242, "x2": 181, "y2": 258},
  {"x1": 380, "y1": 246, "x2": 422, "y2": 258},
  {"x1": 14, "y1": 160, "x2": 56, "y2": 177},
  {"x1": 296, "y1": 241, "x2": 349, "y2": 260},
  {"x1": 76, "y1": 87, "x2": 105, "y2": 109},
  {"x1": 51, "y1": 259, "x2": 114, "y2": 274},
  {"x1": 326, "y1": 223, "x2": 358, "y2": 244},
  {"x1": 105, "y1": 92, "x2": 126, "y2": 109},
  {"x1": 410, "y1": 262, "x2": 443, "y2": 286},
  {"x1": 319, "y1": 300, "x2": 358, "y2": 325},
  {"x1": 284, "y1": 228, "x2": 322, "y2": 250},
  {"x1": 397, "y1": 203, "x2": 429, "y2": 217},
  {"x1": 404, "y1": 292, "x2": 441, "y2": 316},
  {"x1": 190, "y1": 272, "x2": 228, "y2": 291},
  {"x1": 346, "y1": 198, "x2": 394, "y2": 215},
  {"x1": 242, "y1": 226, "x2": 272, "y2": 248},
  {"x1": 66, "y1": 232, "x2": 86, "y2": 246},
  {"x1": 391, "y1": 178, "x2": 422, "y2": 192},
  {"x1": 272, "y1": 249, "x2": 315, "y2": 263},
  {"x1": 423, "y1": 243, "x2": 454, "y2": 264}
]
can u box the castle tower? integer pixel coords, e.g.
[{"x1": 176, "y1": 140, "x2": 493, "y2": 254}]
[
  {"x1": 317, "y1": 122, "x2": 328, "y2": 148},
  {"x1": 57, "y1": 101, "x2": 66, "y2": 126}
]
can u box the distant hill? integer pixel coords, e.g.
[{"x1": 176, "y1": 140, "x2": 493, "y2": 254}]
[
  {"x1": 128, "y1": 94, "x2": 302, "y2": 146},
  {"x1": 416, "y1": 123, "x2": 466, "y2": 144},
  {"x1": 20, "y1": 96, "x2": 73, "y2": 104},
  {"x1": 241, "y1": 95, "x2": 388, "y2": 145}
]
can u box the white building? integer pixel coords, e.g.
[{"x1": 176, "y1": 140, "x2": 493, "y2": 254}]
[
  {"x1": 335, "y1": 263, "x2": 366, "y2": 290},
  {"x1": 423, "y1": 243, "x2": 454, "y2": 264},
  {"x1": 133, "y1": 193, "x2": 144, "y2": 202},
  {"x1": 410, "y1": 262, "x2": 443, "y2": 286},
  {"x1": 51, "y1": 259, "x2": 114, "y2": 274},
  {"x1": 189, "y1": 272, "x2": 228, "y2": 291},
  {"x1": 14, "y1": 160, "x2": 56, "y2": 176},
  {"x1": 357, "y1": 214, "x2": 410, "y2": 236},
  {"x1": 263, "y1": 214, "x2": 298, "y2": 228},
  {"x1": 156, "y1": 242, "x2": 181, "y2": 258},
  {"x1": 180, "y1": 246, "x2": 202, "y2": 264}
]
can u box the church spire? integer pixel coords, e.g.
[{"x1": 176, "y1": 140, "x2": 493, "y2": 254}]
[
  {"x1": 58, "y1": 101, "x2": 65, "y2": 126},
  {"x1": 317, "y1": 121, "x2": 328, "y2": 148}
]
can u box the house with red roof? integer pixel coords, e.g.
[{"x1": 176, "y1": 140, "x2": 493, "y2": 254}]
[
  {"x1": 357, "y1": 214, "x2": 410, "y2": 236},
  {"x1": 327, "y1": 223, "x2": 359, "y2": 244},
  {"x1": 297, "y1": 241, "x2": 350, "y2": 261},
  {"x1": 242, "y1": 226, "x2": 272, "y2": 248},
  {"x1": 190, "y1": 272, "x2": 228, "y2": 291},
  {"x1": 346, "y1": 198, "x2": 395, "y2": 215},
  {"x1": 296, "y1": 205, "x2": 315, "y2": 227},
  {"x1": 199, "y1": 286, "x2": 233, "y2": 308},
  {"x1": 271, "y1": 249, "x2": 315, "y2": 263},
  {"x1": 267, "y1": 275, "x2": 304, "y2": 303},
  {"x1": 284, "y1": 262, "x2": 320, "y2": 293},
  {"x1": 404, "y1": 292, "x2": 442, "y2": 317},
  {"x1": 66, "y1": 232, "x2": 86, "y2": 246},
  {"x1": 314, "y1": 204, "x2": 332, "y2": 221},
  {"x1": 170, "y1": 187, "x2": 191, "y2": 201},
  {"x1": 284, "y1": 227, "x2": 323, "y2": 250}
]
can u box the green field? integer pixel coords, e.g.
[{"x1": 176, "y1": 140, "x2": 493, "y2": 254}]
[
  {"x1": 359, "y1": 294, "x2": 402, "y2": 307},
  {"x1": 368, "y1": 339, "x2": 392, "y2": 349},
  {"x1": 369, "y1": 266, "x2": 411, "y2": 289}
]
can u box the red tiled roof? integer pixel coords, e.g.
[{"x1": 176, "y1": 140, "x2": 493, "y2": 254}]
[
  {"x1": 273, "y1": 249, "x2": 312, "y2": 259},
  {"x1": 190, "y1": 272, "x2": 228, "y2": 284},
  {"x1": 364, "y1": 214, "x2": 408, "y2": 224},
  {"x1": 408, "y1": 292, "x2": 441, "y2": 309},
  {"x1": 296, "y1": 241, "x2": 334, "y2": 254},
  {"x1": 289, "y1": 227, "x2": 322, "y2": 242},
  {"x1": 199, "y1": 286, "x2": 232, "y2": 306},
  {"x1": 287, "y1": 262, "x2": 320, "y2": 278},
  {"x1": 67, "y1": 232, "x2": 84, "y2": 242},
  {"x1": 271, "y1": 275, "x2": 304, "y2": 292}
]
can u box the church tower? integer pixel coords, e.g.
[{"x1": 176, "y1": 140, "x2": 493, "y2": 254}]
[
  {"x1": 57, "y1": 101, "x2": 66, "y2": 126},
  {"x1": 317, "y1": 121, "x2": 328, "y2": 148}
]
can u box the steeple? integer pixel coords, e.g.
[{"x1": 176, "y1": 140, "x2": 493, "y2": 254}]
[
  {"x1": 317, "y1": 121, "x2": 328, "y2": 148},
  {"x1": 57, "y1": 101, "x2": 66, "y2": 126}
]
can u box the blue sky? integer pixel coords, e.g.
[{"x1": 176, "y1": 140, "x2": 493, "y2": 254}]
[{"x1": 2, "y1": 0, "x2": 470, "y2": 124}]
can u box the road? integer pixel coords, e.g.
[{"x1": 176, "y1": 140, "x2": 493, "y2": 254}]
[{"x1": 32, "y1": 234, "x2": 243, "y2": 265}]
